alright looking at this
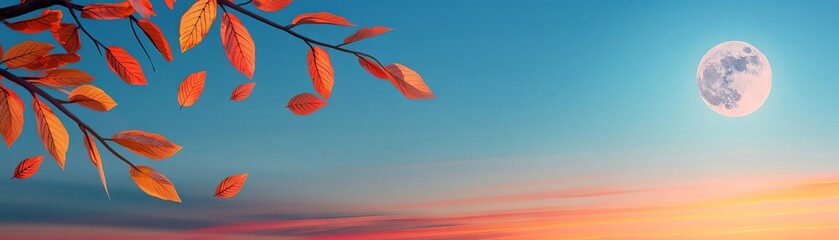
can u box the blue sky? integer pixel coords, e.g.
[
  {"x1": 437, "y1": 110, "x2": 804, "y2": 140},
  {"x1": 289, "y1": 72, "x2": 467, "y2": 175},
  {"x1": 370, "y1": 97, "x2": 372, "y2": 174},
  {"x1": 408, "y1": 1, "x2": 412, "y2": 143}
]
[{"x1": 1, "y1": 0, "x2": 839, "y2": 238}]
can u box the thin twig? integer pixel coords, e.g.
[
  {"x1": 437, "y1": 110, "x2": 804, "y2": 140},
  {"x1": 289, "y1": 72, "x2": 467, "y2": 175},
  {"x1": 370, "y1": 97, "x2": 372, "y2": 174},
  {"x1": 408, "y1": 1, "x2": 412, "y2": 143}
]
[
  {"x1": 65, "y1": 4, "x2": 104, "y2": 55},
  {"x1": 129, "y1": 16, "x2": 156, "y2": 71}
]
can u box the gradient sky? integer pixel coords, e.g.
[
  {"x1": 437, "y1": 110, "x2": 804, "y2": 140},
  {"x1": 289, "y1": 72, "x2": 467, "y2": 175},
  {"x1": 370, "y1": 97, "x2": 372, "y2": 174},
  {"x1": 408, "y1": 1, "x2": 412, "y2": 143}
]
[{"x1": 2, "y1": 0, "x2": 839, "y2": 239}]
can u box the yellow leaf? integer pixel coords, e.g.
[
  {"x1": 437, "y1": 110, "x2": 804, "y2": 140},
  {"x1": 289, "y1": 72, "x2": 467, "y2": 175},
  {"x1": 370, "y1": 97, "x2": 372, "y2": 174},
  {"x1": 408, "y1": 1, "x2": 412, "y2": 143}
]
[
  {"x1": 69, "y1": 85, "x2": 117, "y2": 112},
  {"x1": 130, "y1": 165, "x2": 181, "y2": 203}
]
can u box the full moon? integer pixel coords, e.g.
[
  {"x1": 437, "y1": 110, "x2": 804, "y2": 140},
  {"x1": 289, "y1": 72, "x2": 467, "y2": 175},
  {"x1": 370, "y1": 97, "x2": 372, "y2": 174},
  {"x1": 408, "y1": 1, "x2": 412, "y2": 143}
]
[{"x1": 696, "y1": 41, "x2": 772, "y2": 117}]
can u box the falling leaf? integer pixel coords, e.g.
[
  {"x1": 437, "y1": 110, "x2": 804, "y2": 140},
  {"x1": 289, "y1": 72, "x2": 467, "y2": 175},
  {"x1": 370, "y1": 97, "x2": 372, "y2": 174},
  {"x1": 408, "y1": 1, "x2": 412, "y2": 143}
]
[
  {"x1": 229, "y1": 82, "x2": 255, "y2": 101},
  {"x1": 81, "y1": 2, "x2": 135, "y2": 20},
  {"x1": 214, "y1": 173, "x2": 248, "y2": 198},
  {"x1": 177, "y1": 71, "x2": 206, "y2": 108},
  {"x1": 33, "y1": 69, "x2": 95, "y2": 88},
  {"x1": 105, "y1": 46, "x2": 147, "y2": 85},
  {"x1": 291, "y1": 12, "x2": 353, "y2": 27},
  {"x1": 358, "y1": 56, "x2": 390, "y2": 81},
  {"x1": 253, "y1": 0, "x2": 292, "y2": 12},
  {"x1": 12, "y1": 156, "x2": 44, "y2": 179},
  {"x1": 33, "y1": 97, "x2": 69, "y2": 170},
  {"x1": 127, "y1": 0, "x2": 156, "y2": 20},
  {"x1": 2, "y1": 41, "x2": 54, "y2": 69},
  {"x1": 22, "y1": 53, "x2": 81, "y2": 71},
  {"x1": 165, "y1": 0, "x2": 175, "y2": 9},
  {"x1": 82, "y1": 129, "x2": 109, "y2": 199},
  {"x1": 69, "y1": 85, "x2": 118, "y2": 112},
  {"x1": 307, "y1": 46, "x2": 334, "y2": 99},
  {"x1": 112, "y1": 130, "x2": 182, "y2": 160},
  {"x1": 220, "y1": 13, "x2": 256, "y2": 79},
  {"x1": 385, "y1": 63, "x2": 435, "y2": 100},
  {"x1": 287, "y1": 93, "x2": 326, "y2": 115},
  {"x1": 0, "y1": 85, "x2": 24, "y2": 148},
  {"x1": 136, "y1": 20, "x2": 173, "y2": 62},
  {"x1": 343, "y1": 26, "x2": 392, "y2": 45},
  {"x1": 51, "y1": 23, "x2": 81, "y2": 54},
  {"x1": 130, "y1": 165, "x2": 181, "y2": 203},
  {"x1": 179, "y1": 0, "x2": 217, "y2": 52},
  {"x1": 5, "y1": 10, "x2": 62, "y2": 34}
]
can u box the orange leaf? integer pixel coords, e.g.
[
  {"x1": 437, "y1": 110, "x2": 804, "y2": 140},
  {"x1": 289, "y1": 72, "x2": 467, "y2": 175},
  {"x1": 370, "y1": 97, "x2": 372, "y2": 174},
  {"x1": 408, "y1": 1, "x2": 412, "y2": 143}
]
[
  {"x1": 229, "y1": 82, "x2": 255, "y2": 101},
  {"x1": 82, "y1": 129, "x2": 110, "y2": 199},
  {"x1": 5, "y1": 10, "x2": 62, "y2": 34},
  {"x1": 69, "y1": 85, "x2": 118, "y2": 112},
  {"x1": 22, "y1": 53, "x2": 81, "y2": 71},
  {"x1": 253, "y1": 0, "x2": 292, "y2": 12},
  {"x1": 291, "y1": 12, "x2": 353, "y2": 27},
  {"x1": 287, "y1": 93, "x2": 326, "y2": 115},
  {"x1": 179, "y1": 0, "x2": 217, "y2": 52},
  {"x1": 343, "y1": 26, "x2": 392, "y2": 45},
  {"x1": 165, "y1": 0, "x2": 175, "y2": 9},
  {"x1": 33, "y1": 97, "x2": 69, "y2": 170},
  {"x1": 82, "y1": 2, "x2": 135, "y2": 20},
  {"x1": 307, "y1": 46, "x2": 334, "y2": 99},
  {"x1": 12, "y1": 156, "x2": 44, "y2": 179},
  {"x1": 177, "y1": 71, "x2": 206, "y2": 108},
  {"x1": 358, "y1": 56, "x2": 390, "y2": 81},
  {"x1": 220, "y1": 13, "x2": 256, "y2": 79},
  {"x1": 2, "y1": 41, "x2": 54, "y2": 69},
  {"x1": 0, "y1": 85, "x2": 24, "y2": 148},
  {"x1": 385, "y1": 63, "x2": 435, "y2": 100},
  {"x1": 130, "y1": 165, "x2": 181, "y2": 203},
  {"x1": 112, "y1": 130, "x2": 182, "y2": 160},
  {"x1": 136, "y1": 20, "x2": 173, "y2": 62},
  {"x1": 128, "y1": 0, "x2": 156, "y2": 20},
  {"x1": 34, "y1": 69, "x2": 95, "y2": 88},
  {"x1": 106, "y1": 46, "x2": 147, "y2": 85},
  {"x1": 214, "y1": 173, "x2": 248, "y2": 198},
  {"x1": 51, "y1": 23, "x2": 81, "y2": 54}
]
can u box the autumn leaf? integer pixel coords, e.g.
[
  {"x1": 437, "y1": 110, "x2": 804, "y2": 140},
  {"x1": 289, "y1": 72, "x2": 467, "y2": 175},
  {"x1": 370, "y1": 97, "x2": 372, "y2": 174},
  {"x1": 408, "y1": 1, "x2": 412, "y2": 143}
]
[
  {"x1": 385, "y1": 63, "x2": 435, "y2": 100},
  {"x1": 112, "y1": 130, "x2": 182, "y2": 160},
  {"x1": 220, "y1": 13, "x2": 256, "y2": 79},
  {"x1": 130, "y1": 165, "x2": 181, "y2": 203},
  {"x1": 105, "y1": 46, "x2": 147, "y2": 85},
  {"x1": 22, "y1": 53, "x2": 81, "y2": 71},
  {"x1": 51, "y1": 23, "x2": 81, "y2": 54},
  {"x1": 33, "y1": 69, "x2": 95, "y2": 88},
  {"x1": 253, "y1": 0, "x2": 292, "y2": 12},
  {"x1": 2, "y1": 41, "x2": 54, "y2": 69},
  {"x1": 82, "y1": 129, "x2": 109, "y2": 199},
  {"x1": 179, "y1": 0, "x2": 217, "y2": 52},
  {"x1": 358, "y1": 56, "x2": 390, "y2": 81},
  {"x1": 291, "y1": 12, "x2": 353, "y2": 27},
  {"x1": 136, "y1": 20, "x2": 173, "y2": 62},
  {"x1": 82, "y1": 2, "x2": 135, "y2": 20},
  {"x1": 287, "y1": 93, "x2": 326, "y2": 115},
  {"x1": 5, "y1": 9, "x2": 62, "y2": 34},
  {"x1": 307, "y1": 46, "x2": 334, "y2": 99},
  {"x1": 165, "y1": 0, "x2": 175, "y2": 9},
  {"x1": 12, "y1": 156, "x2": 44, "y2": 179},
  {"x1": 69, "y1": 85, "x2": 118, "y2": 112},
  {"x1": 177, "y1": 71, "x2": 206, "y2": 108},
  {"x1": 343, "y1": 26, "x2": 392, "y2": 45},
  {"x1": 229, "y1": 82, "x2": 255, "y2": 101},
  {"x1": 214, "y1": 173, "x2": 248, "y2": 198},
  {"x1": 33, "y1": 96, "x2": 70, "y2": 170},
  {"x1": 0, "y1": 85, "x2": 24, "y2": 148},
  {"x1": 128, "y1": 0, "x2": 156, "y2": 20}
]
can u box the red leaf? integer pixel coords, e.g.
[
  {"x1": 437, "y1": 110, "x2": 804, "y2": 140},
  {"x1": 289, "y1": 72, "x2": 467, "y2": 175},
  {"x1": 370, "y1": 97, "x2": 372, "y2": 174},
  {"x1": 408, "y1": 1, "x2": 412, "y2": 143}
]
[
  {"x1": 291, "y1": 12, "x2": 353, "y2": 27},
  {"x1": 33, "y1": 97, "x2": 69, "y2": 170},
  {"x1": 136, "y1": 20, "x2": 173, "y2": 62},
  {"x1": 385, "y1": 63, "x2": 435, "y2": 100},
  {"x1": 21, "y1": 53, "x2": 81, "y2": 71},
  {"x1": 51, "y1": 23, "x2": 81, "y2": 54},
  {"x1": 229, "y1": 82, "x2": 255, "y2": 101},
  {"x1": 214, "y1": 173, "x2": 248, "y2": 198},
  {"x1": 287, "y1": 93, "x2": 326, "y2": 115},
  {"x1": 82, "y1": 2, "x2": 135, "y2": 20},
  {"x1": 12, "y1": 156, "x2": 44, "y2": 179},
  {"x1": 2, "y1": 41, "x2": 54, "y2": 69},
  {"x1": 127, "y1": 0, "x2": 156, "y2": 20},
  {"x1": 307, "y1": 46, "x2": 334, "y2": 99},
  {"x1": 253, "y1": 0, "x2": 292, "y2": 12},
  {"x1": 0, "y1": 85, "x2": 25, "y2": 148},
  {"x1": 130, "y1": 165, "x2": 181, "y2": 203},
  {"x1": 82, "y1": 129, "x2": 110, "y2": 199},
  {"x1": 106, "y1": 46, "x2": 147, "y2": 85},
  {"x1": 179, "y1": 0, "x2": 217, "y2": 52},
  {"x1": 165, "y1": 0, "x2": 175, "y2": 9},
  {"x1": 358, "y1": 56, "x2": 390, "y2": 81},
  {"x1": 177, "y1": 71, "x2": 206, "y2": 108},
  {"x1": 5, "y1": 10, "x2": 62, "y2": 34},
  {"x1": 343, "y1": 26, "x2": 392, "y2": 45},
  {"x1": 220, "y1": 13, "x2": 256, "y2": 79}
]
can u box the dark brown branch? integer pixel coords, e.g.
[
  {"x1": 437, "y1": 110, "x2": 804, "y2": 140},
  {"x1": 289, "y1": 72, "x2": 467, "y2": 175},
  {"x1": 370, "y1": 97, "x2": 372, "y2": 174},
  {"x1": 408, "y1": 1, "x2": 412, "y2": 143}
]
[
  {"x1": 0, "y1": 69, "x2": 139, "y2": 170},
  {"x1": 0, "y1": 0, "x2": 62, "y2": 20}
]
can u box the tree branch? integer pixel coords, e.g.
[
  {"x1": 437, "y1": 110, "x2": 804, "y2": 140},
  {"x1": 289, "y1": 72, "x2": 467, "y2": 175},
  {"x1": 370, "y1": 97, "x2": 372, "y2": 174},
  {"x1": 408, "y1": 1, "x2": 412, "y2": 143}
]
[
  {"x1": 0, "y1": 69, "x2": 139, "y2": 171},
  {"x1": 0, "y1": 0, "x2": 62, "y2": 20}
]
